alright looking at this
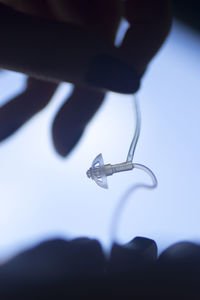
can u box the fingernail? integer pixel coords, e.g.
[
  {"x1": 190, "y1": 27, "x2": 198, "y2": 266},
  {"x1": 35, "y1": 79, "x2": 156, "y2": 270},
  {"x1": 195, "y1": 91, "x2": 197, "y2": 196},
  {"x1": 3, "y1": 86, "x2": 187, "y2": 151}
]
[
  {"x1": 86, "y1": 54, "x2": 140, "y2": 94},
  {"x1": 124, "y1": 236, "x2": 157, "y2": 260}
]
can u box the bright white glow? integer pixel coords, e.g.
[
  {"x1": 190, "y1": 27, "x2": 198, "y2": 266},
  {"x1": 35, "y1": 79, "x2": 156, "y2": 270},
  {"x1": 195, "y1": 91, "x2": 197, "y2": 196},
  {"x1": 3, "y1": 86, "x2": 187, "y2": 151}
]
[{"x1": 0, "y1": 21, "x2": 200, "y2": 260}]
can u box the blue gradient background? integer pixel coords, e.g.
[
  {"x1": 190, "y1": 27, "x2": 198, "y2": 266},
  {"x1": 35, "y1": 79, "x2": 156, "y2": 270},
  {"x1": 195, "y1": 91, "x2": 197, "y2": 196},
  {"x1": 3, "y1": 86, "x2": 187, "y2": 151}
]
[{"x1": 0, "y1": 21, "x2": 199, "y2": 261}]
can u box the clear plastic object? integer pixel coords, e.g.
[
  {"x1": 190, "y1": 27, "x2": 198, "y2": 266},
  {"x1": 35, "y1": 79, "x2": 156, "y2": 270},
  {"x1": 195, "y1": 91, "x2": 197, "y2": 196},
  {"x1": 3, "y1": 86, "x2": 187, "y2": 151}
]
[
  {"x1": 86, "y1": 96, "x2": 157, "y2": 189},
  {"x1": 86, "y1": 154, "x2": 108, "y2": 189}
]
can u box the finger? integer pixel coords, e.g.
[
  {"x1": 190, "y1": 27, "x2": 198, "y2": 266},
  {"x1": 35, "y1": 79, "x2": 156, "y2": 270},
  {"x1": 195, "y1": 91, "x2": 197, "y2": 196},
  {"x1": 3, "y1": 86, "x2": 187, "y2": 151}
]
[
  {"x1": 52, "y1": 86, "x2": 105, "y2": 157},
  {"x1": 108, "y1": 237, "x2": 157, "y2": 275},
  {"x1": 156, "y1": 242, "x2": 200, "y2": 294},
  {"x1": 0, "y1": 77, "x2": 57, "y2": 141},
  {"x1": 0, "y1": 238, "x2": 105, "y2": 295},
  {"x1": 0, "y1": 2, "x2": 140, "y2": 94},
  {"x1": 158, "y1": 241, "x2": 200, "y2": 272},
  {"x1": 120, "y1": 0, "x2": 172, "y2": 74}
]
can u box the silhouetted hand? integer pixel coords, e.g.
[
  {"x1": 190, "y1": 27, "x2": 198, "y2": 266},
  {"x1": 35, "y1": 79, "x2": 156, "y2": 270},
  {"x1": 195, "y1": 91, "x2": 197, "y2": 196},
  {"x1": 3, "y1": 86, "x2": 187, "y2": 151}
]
[
  {"x1": 0, "y1": 1, "x2": 172, "y2": 156},
  {"x1": 0, "y1": 237, "x2": 199, "y2": 299}
]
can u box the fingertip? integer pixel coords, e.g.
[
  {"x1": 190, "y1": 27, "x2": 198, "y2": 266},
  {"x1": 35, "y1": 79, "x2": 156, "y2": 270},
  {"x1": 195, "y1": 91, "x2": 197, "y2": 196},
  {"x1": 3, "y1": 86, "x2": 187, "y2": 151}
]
[
  {"x1": 86, "y1": 54, "x2": 141, "y2": 94},
  {"x1": 52, "y1": 117, "x2": 83, "y2": 157},
  {"x1": 158, "y1": 241, "x2": 200, "y2": 264},
  {"x1": 109, "y1": 237, "x2": 157, "y2": 274},
  {"x1": 125, "y1": 236, "x2": 157, "y2": 258},
  {"x1": 156, "y1": 241, "x2": 200, "y2": 290},
  {"x1": 52, "y1": 87, "x2": 105, "y2": 157},
  {"x1": 51, "y1": 98, "x2": 84, "y2": 157}
]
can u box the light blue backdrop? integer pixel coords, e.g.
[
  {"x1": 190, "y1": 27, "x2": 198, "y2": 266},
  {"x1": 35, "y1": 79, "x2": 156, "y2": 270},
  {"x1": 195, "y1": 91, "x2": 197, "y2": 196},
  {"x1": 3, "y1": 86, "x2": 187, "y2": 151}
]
[{"x1": 0, "y1": 21, "x2": 199, "y2": 261}]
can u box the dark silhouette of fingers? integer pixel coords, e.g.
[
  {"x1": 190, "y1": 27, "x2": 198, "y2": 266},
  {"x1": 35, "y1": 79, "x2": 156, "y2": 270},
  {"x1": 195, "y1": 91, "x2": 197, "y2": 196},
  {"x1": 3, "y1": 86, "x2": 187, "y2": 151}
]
[
  {"x1": 0, "y1": 77, "x2": 57, "y2": 142},
  {"x1": 0, "y1": 238, "x2": 105, "y2": 296}
]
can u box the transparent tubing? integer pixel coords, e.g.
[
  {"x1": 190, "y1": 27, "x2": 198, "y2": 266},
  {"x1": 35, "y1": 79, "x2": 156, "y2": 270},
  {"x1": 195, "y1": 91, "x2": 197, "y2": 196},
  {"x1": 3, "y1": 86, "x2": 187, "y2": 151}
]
[
  {"x1": 133, "y1": 163, "x2": 158, "y2": 188},
  {"x1": 126, "y1": 96, "x2": 141, "y2": 162}
]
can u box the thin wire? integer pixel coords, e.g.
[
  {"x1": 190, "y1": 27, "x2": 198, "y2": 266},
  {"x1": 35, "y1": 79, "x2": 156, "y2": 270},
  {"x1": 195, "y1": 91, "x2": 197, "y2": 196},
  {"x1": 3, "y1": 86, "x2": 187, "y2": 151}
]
[{"x1": 126, "y1": 96, "x2": 141, "y2": 162}]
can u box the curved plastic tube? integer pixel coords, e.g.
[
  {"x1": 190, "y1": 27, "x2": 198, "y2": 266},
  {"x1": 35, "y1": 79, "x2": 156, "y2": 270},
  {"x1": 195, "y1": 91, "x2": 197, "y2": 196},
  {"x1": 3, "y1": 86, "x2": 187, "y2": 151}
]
[
  {"x1": 126, "y1": 96, "x2": 141, "y2": 162},
  {"x1": 133, "y1": 163, "x2": 158, "y2": 188}
]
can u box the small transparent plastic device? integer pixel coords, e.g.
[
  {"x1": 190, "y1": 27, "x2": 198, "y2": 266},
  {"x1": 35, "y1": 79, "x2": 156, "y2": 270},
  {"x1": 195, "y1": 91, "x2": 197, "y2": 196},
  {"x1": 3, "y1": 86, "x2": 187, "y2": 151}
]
[{"x1": 86, "y1": 96, "x2": 157, "y2": 189}]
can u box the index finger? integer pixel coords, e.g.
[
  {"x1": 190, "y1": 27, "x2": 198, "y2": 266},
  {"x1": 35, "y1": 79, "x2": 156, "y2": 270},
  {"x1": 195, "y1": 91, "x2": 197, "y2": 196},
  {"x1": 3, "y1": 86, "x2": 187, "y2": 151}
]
[{"x1": 120, "y1": 0, "x2": 172, "y2": 75}]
